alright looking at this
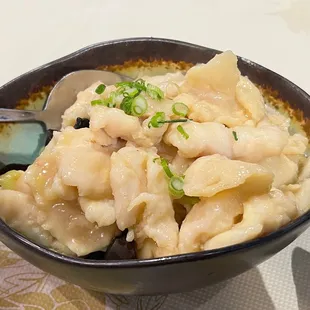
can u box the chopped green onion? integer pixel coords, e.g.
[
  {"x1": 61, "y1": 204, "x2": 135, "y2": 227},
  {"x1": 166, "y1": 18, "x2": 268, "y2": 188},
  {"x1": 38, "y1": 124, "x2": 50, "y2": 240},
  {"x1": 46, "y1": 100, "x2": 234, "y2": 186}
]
[
  {"x1": 159, "y1": 158, "x2": 174, "y2": 178},
  {"x1": 146, "y1": 84, "x2": 164, "y2": 100},
  {"x1": 115, "y1": 81, "x2": 133, "y2": 88},
  {"x1": 177, "y1": 125, "x2": 189, "y2": 139},
  {"x1": 134, "y1": 79, "x2": 147, "y2": 92},
  {"x1": 172, "y1": 102, "x2": 189, "y2": 117},
  {"x1": 91, "y1": 99, "x2": 105, "y2": 106},
  {"x1": 115, "y1": 86, "x2": 126, "y2": 95},
  {"x1": 153, "y1": 157, "x2": 174, "y2": 178},
  {"x1": 148, "y1": 112, "x2": 165, "y2": 128},
  {"x1": 120, "y1": 97, "x2": 133, "y2": 115},
  {"x1": 95, "y1": 84, "x2": 106, "y2": 94},
  {"x1": 125, "y1": 88, "x2": 140, "y2": 98},
  {"x1": 153, "y1": 157, "x2": 188, "y2": 198},
  {"x1": 158, "y1": 119, "x2": 189, "y2": 124},
  {"x1": 131, "y1": 95, "x2": 148, "y2": 116},
  {"x1": 116, "y1": 79, "x2": 164, "y2": 102},
  {"x1": 169, "y1": 176, "x2": 185, "y2": 198},
  {"x1": 91, "y1": 97, "x2": 117, "y2": 107},
  {"x1": 108, "y1": 91, "x2": 119, "y2": 106},
  {"x1": 116, "y1": 79, "x2": 146, "y2": 93},
  {"x1": 232, "y1": 131, "x2": 238, "y2": 141}
]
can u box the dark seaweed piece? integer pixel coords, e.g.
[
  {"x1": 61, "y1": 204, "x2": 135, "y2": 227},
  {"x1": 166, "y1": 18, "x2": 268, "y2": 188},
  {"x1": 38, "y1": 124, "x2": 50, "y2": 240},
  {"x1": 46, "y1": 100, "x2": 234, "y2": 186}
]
[
  {"x1": 45, "y1": 129, "x2": 55, "y2": 146},
  {"x1": 0, "y1": 163, "x2": 29, "y2": 174},
  {"x1": 81, "y1": 230, "x2": 137, "y2": 261},
  {"x1": 104, "y1": 233, "x2": 137, "y2": 260},
  {"x1": 83, "y1": 251, "x2": 106, "y2": 260},
  {"x1": 74, "y1": 117, "x2": 90, "y2": 129}
]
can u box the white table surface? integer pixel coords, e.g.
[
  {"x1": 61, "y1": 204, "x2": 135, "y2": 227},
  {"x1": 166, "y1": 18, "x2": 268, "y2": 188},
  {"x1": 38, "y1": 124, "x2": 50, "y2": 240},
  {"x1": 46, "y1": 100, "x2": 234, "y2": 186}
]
[{"x1": 0, "y1": 1, "x2": 310, "y2": 309}]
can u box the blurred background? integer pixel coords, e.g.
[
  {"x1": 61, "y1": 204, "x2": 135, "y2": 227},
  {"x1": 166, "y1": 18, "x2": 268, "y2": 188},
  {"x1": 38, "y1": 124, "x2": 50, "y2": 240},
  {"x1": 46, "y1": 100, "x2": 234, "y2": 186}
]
[{"x1": 0, "y1": 0, "x2": 309, "y2": 92}]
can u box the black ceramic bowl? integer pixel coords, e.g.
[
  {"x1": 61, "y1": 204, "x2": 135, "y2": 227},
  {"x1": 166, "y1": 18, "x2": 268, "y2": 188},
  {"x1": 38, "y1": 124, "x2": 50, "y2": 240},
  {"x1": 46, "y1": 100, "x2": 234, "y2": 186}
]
[{"x1": 1, "y1": 38, "x2": 310, "y2": 295}]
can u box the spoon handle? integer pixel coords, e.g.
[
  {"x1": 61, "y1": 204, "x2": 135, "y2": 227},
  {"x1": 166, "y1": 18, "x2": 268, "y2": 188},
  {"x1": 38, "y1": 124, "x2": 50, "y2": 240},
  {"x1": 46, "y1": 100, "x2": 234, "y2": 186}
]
[{"x1": 0, "y1": 108, "x2": 39, "y2": 122}]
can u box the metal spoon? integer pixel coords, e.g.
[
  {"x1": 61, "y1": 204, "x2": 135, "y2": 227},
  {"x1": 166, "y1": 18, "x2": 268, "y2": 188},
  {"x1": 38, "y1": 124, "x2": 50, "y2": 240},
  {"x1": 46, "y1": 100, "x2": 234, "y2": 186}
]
[{"x1": 0, "y1": 70, "x2": 132, "y2": 130}]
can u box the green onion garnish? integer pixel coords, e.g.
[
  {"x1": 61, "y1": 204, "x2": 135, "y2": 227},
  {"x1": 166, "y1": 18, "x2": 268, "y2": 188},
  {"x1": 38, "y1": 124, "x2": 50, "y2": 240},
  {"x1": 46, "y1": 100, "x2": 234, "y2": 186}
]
[
  {"x1": 91, "y1": 99, "x2": 105, "y2": 106},
  {"x1": 146, "y1": 84, "x2": 164, "y2": 100},
  {"x1": 93, "y1": 79, "x2": 166, "y2": 114},
  {"x1": 153, "y1": 157, "x2": 174, "y2": 178},
  {"x1": 158, "y1": 119, "x2": 189, "y2": 124},
  {"x1": 148, "y1": 112, "x2": 166, "y2": 128},
  {"x1": 177, "y1": 125, "x2": 189, "y2": 139},
  {"x1": 115, "y1": 81, "x2": 132, "y2": 88},
  {"x1": 125, "y1": 88, "x2": 140, "y2": 98},
  {"x1": 95, "y1": 84, "x2": 106, "y2": 94},
  {"x1": 120, "y1": 97, "x2": 133, "y2": 115},
  {"x1": 232, "y1": 131, "x2": 238, "y2": 141},
  {"x1": 153, "y1": 157, "x2": 173, "y2": 177},
  {"x1": 108, "y1": 91, "x2": 119, "y2": 107},
  {"x1": 172, "y1": 102, "x2": 189, "y2": 117},
  {"x1": 115, "y1": 79, "x2": 164, "y2": 106},
  {"x1": 154, "y1": 157, "x2": 187, "y2": 198},
  {"x1": 117, "y1": 80, "x2": 148, "y2": 115},
  {"x1": 169, "y1": 176, "x2": 185, "y2": 198},
  {"x1": 160, "y1": 158, "x2": 174, "y2": 178},
  {"x1": 131, "y1": 95, "x2": 148, "y2": 116},
  {"x1": 134, "y1": 79, "x2": 147, "y2": 92},
  {"x1": 116, "y1": 79, "x2": 146, "y2": 92}
]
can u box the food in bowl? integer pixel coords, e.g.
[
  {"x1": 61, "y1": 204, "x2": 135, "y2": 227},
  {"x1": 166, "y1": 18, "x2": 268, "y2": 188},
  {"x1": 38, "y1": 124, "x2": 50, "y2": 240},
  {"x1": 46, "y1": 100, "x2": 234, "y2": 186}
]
[{"x1": 1, "y1": 50, "x2": 309, "y2": 260}]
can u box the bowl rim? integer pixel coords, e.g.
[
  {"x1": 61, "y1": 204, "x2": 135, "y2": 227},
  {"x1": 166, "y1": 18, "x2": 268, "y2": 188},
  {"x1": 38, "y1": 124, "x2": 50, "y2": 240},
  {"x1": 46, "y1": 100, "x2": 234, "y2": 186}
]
[{"x1": 1, "y1": 36, "x2": 310, "y2": 268}]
